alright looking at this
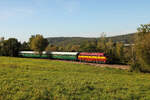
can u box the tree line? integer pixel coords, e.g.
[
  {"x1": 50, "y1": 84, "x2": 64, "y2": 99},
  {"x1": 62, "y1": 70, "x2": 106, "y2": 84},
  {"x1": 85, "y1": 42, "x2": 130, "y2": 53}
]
[{"x1": 0, "y1": 24, "x2": 150, "y2": 72}]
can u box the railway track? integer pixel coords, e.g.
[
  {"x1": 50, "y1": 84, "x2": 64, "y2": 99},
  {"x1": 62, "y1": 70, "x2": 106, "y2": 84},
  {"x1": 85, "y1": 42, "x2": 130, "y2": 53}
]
[{"x1": 52, "y1": 59, "x2": 130, "y2": 70}]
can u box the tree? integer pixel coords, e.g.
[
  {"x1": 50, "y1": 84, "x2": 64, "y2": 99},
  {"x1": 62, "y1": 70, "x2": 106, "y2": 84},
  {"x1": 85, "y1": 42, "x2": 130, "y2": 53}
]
[
  {"x1": 29, "y1": 35, "x2": 35, "y2": 45},
  {"x1": 123, "y1": 45, "x2": 133, "y2": 64},
  {"x1": 0, "y1": 38, "x2": 21, "y2": 56},
  {"x1": 105, "y1": 39, "x2": 114, "y2": 63},
  {"x1": 70, "y1": 45, "x2": 80, "y2": 52},
  {"x1": 114, "y1": 42, "x2": 124, "y2": 64},
  {"x1": 64, "y1": 44, "x2": 73, "y2": 52},
  {"x1": 45, "y1": 45, "x2": 58, "y2": 52},
  {"x1": 96, "y1": 34, "x2": 127, "y2": 64},
  {"x1": 97, "y1": 33, "x2": 107, "y2": 52},
  {"x1": 131, "y1": 24, "x2": 150, "y2": 72},
  {"x1": 57, "y1": 46, "x2": 64, "y2": 51},
  {"x1": 104, "y1": 39, "x2": 125, "y2": 64},
  {"x1": 0, "y1": 41, "x2": 3, "y2": 56},
  {"x1": 80, "y1": 41, "x2": 97, "y2": 52},
  {"x1": 137, "y1": 24, "x2": 150, "y2": 35},
  {"x1": 20, "y1": 42, "x2": 31, "y2": 51},
  {"x1": 30, "y1": 34, "x2": 49, "y2": 56}
]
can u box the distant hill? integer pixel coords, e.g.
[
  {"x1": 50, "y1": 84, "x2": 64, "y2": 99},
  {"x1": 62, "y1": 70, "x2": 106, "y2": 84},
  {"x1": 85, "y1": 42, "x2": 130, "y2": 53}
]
[
  {"x1": 107, "y1": 33, "x2": 135, "y2": 43},
  {"x1": 47, "y1": 37, "x2": 97, "y2": 46},
  {"x1": 46, "y1": 33, "x2": 135, "y2": 46}
]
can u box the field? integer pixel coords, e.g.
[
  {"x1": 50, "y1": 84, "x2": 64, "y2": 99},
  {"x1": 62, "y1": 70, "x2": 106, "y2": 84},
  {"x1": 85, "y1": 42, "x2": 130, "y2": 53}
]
[{"x1": 0, "y1": 57, "x2": 150, "y2": 100}]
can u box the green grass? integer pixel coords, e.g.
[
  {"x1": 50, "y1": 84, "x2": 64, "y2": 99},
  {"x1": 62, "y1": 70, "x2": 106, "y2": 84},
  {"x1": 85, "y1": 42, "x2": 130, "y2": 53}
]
[{"x1": 0, "y1": 57, "x2": 150, "y2": 100}]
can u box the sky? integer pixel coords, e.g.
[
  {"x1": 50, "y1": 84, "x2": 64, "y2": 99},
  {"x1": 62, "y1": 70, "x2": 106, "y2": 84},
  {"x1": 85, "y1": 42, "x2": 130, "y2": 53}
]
[{"x1": 0, "y1": 0, "x2": 150, "y2": 42}]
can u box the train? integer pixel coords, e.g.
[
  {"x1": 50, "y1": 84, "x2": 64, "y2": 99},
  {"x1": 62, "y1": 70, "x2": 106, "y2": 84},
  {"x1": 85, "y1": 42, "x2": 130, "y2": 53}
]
[{"x1": 19, "y1": 51, "x2": 107, "y2": 63}]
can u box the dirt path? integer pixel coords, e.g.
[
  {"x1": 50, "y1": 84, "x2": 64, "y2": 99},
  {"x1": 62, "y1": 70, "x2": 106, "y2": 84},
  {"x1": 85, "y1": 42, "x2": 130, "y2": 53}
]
[{"x1": 53, "y1": 60, "x2": 130, "y2": 70}]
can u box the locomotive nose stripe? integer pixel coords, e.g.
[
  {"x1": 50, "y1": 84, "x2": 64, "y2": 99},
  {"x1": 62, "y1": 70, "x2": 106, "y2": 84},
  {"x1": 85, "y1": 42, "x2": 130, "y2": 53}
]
[{"x1": 78, "y1": 56, "x2": 106, "y2": 59}]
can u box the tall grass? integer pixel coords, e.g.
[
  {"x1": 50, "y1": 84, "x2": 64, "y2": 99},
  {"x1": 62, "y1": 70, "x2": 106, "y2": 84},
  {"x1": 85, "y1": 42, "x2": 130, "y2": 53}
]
[{"x1": 0, "y1": 57, "x2": 150, "y2": 100}]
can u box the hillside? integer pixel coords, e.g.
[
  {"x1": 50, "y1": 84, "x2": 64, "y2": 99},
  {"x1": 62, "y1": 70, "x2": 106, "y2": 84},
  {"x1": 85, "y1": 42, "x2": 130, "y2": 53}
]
[
  {"x1": 47, "y1": 37, "x2": 97, "y2": 46},
  {"x1": 47, "y1": 33, "x2": 135, "y2": 46},
  {"x1": 107, "y1": 33, "x2": 135, "y2": 43}
]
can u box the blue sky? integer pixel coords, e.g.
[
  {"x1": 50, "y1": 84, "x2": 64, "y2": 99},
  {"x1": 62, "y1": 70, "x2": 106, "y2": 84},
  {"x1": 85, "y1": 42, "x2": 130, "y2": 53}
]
[{"x1": 0, "y1": 0, "x2": 150, "y2": 42}]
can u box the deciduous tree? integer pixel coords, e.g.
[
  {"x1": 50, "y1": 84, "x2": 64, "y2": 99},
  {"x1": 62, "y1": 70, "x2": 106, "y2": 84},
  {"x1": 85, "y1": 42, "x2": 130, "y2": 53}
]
[
  {"x1": 30, "y1": 34, "x2": 49, "y2": 56},
  {"x1": 0, "y1": 38, "x2": 21, "y2": 56},
  {"x1": 131, "y1": 24, "x2": 150, "y2": 72}
]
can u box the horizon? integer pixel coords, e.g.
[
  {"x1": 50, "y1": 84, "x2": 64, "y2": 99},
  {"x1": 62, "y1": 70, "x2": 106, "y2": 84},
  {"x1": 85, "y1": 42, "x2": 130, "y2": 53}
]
[
  {"x1": 0, "y1": 0, "x2": 149, "y2": 42},
  {"x1": 0, "y1": 32, "x2": 134, "y2": 42}
]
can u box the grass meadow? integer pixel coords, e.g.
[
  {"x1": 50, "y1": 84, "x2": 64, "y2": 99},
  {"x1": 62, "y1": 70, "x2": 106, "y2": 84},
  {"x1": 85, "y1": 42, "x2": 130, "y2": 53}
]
[{"x1": 0, "y1": 57, "x2": 150, "y2": 100}]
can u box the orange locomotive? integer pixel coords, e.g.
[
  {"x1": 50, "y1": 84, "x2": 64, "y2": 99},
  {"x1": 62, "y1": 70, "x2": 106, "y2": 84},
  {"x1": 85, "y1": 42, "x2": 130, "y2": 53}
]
[{"x1": 78, "y1": 52, "x2": 106, "y2": 63}]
